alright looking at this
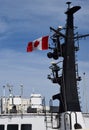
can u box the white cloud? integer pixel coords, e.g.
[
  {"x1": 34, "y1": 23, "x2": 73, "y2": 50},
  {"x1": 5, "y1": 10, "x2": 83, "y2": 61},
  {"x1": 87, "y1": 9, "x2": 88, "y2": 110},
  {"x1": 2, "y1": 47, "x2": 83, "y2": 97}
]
[{"x1": 0, "y1": 49, "x2": 59, "y2": 104}]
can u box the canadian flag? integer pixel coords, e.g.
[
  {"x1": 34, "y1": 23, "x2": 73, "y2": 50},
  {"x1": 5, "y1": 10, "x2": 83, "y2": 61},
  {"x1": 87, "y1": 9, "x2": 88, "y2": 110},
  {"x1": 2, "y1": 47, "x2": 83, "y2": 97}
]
[{"x1": 27, "y1": 36, "x2": 49, "y2": 52}]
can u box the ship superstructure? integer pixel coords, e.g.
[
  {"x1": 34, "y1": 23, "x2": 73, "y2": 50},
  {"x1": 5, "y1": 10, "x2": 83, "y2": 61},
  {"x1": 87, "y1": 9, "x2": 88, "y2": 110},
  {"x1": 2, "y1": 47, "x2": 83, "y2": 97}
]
[{"x1": 0, "y1": 91, "x2": 59, "y2": 130}]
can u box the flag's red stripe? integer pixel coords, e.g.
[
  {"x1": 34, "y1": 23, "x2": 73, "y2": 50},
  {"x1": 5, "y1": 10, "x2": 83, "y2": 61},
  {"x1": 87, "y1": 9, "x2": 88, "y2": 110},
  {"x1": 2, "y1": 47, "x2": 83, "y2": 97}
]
[
  {"x1": 42, "y1": 36, "x2": 49, "y2": 50},
  {"x1": 27, "y1": 42, "x2": 33, "y2": 52}
]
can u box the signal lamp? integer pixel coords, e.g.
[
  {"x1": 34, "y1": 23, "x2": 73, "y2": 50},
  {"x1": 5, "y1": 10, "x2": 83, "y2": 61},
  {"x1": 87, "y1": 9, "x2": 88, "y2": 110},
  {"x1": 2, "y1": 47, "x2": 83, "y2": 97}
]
[
  {"x1": 47, "y1": 52, "x2": 53, "y2": 58},
  {"x1": 47, "y1": 52, "x2": 58, "y2": 60}
]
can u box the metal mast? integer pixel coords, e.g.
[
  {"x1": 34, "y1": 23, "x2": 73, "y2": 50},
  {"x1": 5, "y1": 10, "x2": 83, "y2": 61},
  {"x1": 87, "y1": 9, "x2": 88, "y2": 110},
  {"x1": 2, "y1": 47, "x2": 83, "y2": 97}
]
[
  {"x1": 47, "y1": 2, "x2": 89, "y2": 113},
  {"x1": 62, "y1": 2, "x2": 81, "y2": 111}
]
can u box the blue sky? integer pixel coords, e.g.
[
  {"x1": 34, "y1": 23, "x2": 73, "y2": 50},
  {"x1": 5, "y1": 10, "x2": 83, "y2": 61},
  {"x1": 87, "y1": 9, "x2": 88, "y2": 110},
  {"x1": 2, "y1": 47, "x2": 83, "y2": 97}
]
[{"x1": 0, "y1": 0, "x2": 89, "y2": 111}]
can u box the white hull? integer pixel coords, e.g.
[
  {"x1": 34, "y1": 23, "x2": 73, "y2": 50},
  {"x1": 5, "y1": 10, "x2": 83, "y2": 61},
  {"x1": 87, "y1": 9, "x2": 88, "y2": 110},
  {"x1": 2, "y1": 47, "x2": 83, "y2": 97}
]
[
  {"x1": 0, "y1": 112, "x2": 89, "y2": 130},
  {"x1": 0, "y1": 113, "x2": 58, "y2": 130}
]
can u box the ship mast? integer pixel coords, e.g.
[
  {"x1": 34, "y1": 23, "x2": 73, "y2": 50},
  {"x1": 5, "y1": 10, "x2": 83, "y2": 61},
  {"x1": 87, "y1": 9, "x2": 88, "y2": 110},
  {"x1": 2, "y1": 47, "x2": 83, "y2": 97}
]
[
  {"x1": 47, "y1": 2, "x2": 89, "y2": 113},
  {"x1": 62, "y1": 2, "x2": 81, "y2": 112}
]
